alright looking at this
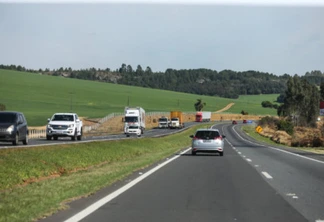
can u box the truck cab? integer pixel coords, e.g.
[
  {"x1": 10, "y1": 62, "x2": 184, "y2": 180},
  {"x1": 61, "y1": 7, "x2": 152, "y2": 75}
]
[
  {"x1": 158, "y1": 116, "x2": 169, "y2": 128},
  {"x1": 124, "y1": 107, "x2": 145, "y2": 137}
]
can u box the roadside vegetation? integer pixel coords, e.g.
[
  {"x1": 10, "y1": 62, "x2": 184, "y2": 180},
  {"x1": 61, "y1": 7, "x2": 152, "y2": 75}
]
[{"x1": 0, "y1": 124, "x2": 211, "y2": 222}]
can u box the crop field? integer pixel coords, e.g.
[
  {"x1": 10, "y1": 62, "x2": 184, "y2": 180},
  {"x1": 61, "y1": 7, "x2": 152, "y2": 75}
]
[{"x1": 0, "y1": 69, "x2": 278, "y2": 126}]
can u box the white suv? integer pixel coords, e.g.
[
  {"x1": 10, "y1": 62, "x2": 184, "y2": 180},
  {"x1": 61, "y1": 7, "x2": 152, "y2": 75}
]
[{"x1": 46, "y1": 113, "x2": 83, "y2": 141}]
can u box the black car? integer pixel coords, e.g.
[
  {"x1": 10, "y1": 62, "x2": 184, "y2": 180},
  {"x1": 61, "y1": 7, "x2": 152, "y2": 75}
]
[{"x1": 0, "y1": 111, "x2": 28, "y2": 145}]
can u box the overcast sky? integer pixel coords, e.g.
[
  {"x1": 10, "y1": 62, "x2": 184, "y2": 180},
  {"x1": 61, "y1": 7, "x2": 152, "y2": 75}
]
[{"x1": 0, "y1": 0, "x2": 323, "y2": 76}]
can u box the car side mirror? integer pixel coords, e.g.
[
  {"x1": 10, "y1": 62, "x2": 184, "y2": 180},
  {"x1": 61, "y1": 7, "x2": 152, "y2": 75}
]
[
  {"x1": 189, "y1": 135, "x2": 194, "y2": 138},
  {"x1": 222, "y1": 135, "x2": 226, "y2": 139},
  {"x1": 47, "y1": 118, "x2": 50, "y2": 122},
  {"x1": 76, "y1": 119, "x2": 80, "y2": 123}
]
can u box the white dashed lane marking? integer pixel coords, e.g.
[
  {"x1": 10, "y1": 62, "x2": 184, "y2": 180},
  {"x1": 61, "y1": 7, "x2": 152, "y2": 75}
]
[{"x1": 262, "y1": 171, "x2": 273, "y2": 179}]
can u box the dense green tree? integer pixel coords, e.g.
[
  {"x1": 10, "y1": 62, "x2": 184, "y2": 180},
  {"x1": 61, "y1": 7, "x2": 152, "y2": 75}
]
[
  {"x1": 136, "y1": 65, "x2": 144, "y2": 76},
  {"x1": 194, "y1": 99, "x2": 206, "y2": 111},
  {"x1": 119, "y1": 63, "x2": 127, "y2": 73},
  {"x1": 126, "y1": 65, "x2": 133, "y2": 73},
  {"x1": 320, "y1": 82, "x2": 324, "y2": 101},
  {"x1": 280, "y1": 75, "x2": 320, "y2": 127}
]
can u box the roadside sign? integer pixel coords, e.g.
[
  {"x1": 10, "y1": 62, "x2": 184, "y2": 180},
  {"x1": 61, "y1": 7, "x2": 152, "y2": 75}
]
[{"x1": 255, "y1": 126, "x2": 263, "y2": 133}]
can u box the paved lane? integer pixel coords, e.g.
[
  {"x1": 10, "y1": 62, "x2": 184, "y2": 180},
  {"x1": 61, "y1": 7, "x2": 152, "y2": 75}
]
[
  {"x1": 222, "y1": 123, "x2": 324, "y2": 222},
  {"x1": 57, "y1": 124, "x2": 307, "y2": 222}
]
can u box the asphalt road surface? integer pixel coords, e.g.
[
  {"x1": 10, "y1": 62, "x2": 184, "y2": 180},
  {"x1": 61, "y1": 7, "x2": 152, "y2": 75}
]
[{"x1": 39, "y1": 122, "x2": 324, "y2": 222}]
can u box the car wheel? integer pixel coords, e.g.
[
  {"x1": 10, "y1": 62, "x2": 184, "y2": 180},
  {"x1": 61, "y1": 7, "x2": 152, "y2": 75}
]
[
  {"x1": 77, "y1": 129, "x2": 82, "y2": 141},
  {"x1": 126, "y1": 135, "x2": 130, "y2": 137},
  {"x1": 191, "y1": 151, "x2": 196, "y2": 155},
  {"x1": 46, "y1": 135, "x2": 52, "y2": 140},
  {"x1": 220, "y1": 152, "x2": 224, "y2": 156},
  {"x1": 12, "y1": 133, "x2": 19, "y2": 145},
  {"x1": 23, "y1": 134, "x2": 28, "y2": 145},
  {"x1": 71, "y1": 130, "x2": 77, "y2": 141},
  {"x1": 53, "y1": 136, "x2": 58, "y2": 140}
]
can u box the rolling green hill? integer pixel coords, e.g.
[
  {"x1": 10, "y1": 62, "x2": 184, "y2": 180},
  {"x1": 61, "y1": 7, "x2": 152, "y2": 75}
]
[{"x1": 0, "y1": 69, "x2": 279, "y2": 126}]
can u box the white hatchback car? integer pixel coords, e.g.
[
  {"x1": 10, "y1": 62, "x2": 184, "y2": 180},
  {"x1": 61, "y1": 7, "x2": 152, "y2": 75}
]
[{"x1": 189, "y1": 128, "x2": 225, "y2": 156}]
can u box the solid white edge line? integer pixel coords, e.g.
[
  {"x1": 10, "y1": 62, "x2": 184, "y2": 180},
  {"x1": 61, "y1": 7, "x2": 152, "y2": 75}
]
[
  {"x1": 262, "y1": 171, "x2": 273, "y2": 179},
  {"x1": 232, "y1": 127, "x2": 324, "y2": 165},
  {"x1": 246, "y1": 158, "x2": 252, "y2": 162},
  {"x1": 64, "y1": 147, "x2": 191, "y2": 222}
]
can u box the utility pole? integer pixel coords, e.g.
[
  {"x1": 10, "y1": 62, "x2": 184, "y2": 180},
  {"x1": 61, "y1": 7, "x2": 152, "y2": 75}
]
[{"x1": 69, "y1": 92, "x2": 74, "y2": 111}]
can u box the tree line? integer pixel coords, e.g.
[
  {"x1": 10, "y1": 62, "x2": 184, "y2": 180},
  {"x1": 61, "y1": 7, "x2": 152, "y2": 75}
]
[{"x1": 1, "y1": 64, "x2": 323, "y2": 99}]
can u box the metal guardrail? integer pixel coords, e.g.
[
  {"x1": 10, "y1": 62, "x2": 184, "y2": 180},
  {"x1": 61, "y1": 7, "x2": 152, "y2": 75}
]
[{"x1": 29, "y1": 129, "x2": 47, "y2": 139}]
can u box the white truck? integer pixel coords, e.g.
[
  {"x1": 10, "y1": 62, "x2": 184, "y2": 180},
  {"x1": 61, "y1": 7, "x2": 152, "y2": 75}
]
[
  {"x1": 46, "y1": 113, "x2": 83, "y2": 141},
  {"x1": 195, "y1": 111, "x2": 211, "y2": 122},
  {"x1": 158, "y1": 116, "x2": 169, "y2": 129},
  {"x1": 124, "y1": 107, "x2": 145, "y2": 137}
]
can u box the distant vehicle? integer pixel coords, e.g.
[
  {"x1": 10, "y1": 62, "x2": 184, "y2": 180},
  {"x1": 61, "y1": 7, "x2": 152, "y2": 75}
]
[
  {"x1": 232, "y1": 120, "x2": 237, "y2": 124},
  {"x1": 0, "y1": 111, "x2": 28, "y2": 145},
  {"x1": 195, "y1": 111, "x2": 211, "y2": 122},
  {"x1": 243, "y1": 120, "x2": 247, "y2": 124},
  {"x1": 124, "y1": 107, "x2": 145, "y2": 137},
  {"x1": 46, "y1": 113, "x2": 83, "y2": 140},
  {"x1": 189, "y1": 128, "x2": 226, "y2": 156},
  {"x1": 158, "y1": 116, "x2": 169, "y2": 129},
  {"x1": 169, "y1": 111, "x2": 184, "y2": 129}
]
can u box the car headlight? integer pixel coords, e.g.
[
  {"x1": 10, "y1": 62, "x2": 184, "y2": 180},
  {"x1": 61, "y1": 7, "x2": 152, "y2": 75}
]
[
  {"x1": 68, "y1": 124, "x2": 74, "y2": 128},
  {"x1": 47, "y1": 124, "x2": 52, "y2": 128},
  {"x1": 6, "y1": 125, "x2": 14, "y2": 133}
]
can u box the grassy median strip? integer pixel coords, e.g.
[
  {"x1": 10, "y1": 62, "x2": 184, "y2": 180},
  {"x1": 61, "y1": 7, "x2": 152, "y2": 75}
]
[{"x1": 0, "y1": 124, "x2": 213, "y2": 222}]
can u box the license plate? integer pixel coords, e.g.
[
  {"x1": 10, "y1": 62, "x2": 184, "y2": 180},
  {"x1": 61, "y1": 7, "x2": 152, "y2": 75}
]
[
  {"x1": 56, "y1": 131, "x2": 63, "y2": 134},
  {"x1": 203, "y1": 140, "x2": 211, "y2": 143}
]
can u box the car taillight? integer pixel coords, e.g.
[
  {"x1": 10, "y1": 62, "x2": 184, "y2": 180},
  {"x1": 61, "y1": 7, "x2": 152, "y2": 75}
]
[
  {"x1": 193, "y1": 137, "x2": 200, "y2": 140},
  {"x1": 214, "y1": 136, "x2": 222, "y2": 140}
]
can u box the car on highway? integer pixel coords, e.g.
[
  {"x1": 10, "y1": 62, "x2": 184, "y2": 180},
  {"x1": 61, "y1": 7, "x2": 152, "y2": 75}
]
[
  {"x1": 232, "y1": 120, "x2": 237, "y2": 124},
  {"x1": 0, "y1": 111, "x2": 28, "y2": 145},
  {"x1": 243, "y1": 119, "x2": 247, "y2": 123},
  {"x1": 189, "y1": 128, "x2": 225, "y2": 156},
  {"x1": 46, "y1": 113, "x2": 83, "y2": 140}
]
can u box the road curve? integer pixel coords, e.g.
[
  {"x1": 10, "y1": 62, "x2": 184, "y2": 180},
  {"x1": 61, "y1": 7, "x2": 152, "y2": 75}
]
[{"x1": 40, "y1": 122, "x2": 324, "y2": 222}]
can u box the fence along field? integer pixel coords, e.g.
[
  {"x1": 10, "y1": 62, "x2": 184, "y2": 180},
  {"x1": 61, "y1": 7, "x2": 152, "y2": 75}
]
[{"x1": 0, "y1": 69, "x2": 278, "y2": 129}]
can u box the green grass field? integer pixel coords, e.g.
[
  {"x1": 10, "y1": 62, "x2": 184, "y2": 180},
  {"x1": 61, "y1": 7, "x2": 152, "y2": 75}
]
[
  {"x1": 0, "y1": 69, "x2": 279, "y2": 126},
  {"x1": 0, "y1": 124, "x2": 206, "y2": 222}
]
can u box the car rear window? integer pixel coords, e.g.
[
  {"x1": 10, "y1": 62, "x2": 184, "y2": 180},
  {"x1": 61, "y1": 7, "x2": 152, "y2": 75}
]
[
  {"x1": 0, "y1": 113, "x2": 17, "y2": 123},
  {"x1": 195, "y1": 130, "x2": 220, "y2": 139}
]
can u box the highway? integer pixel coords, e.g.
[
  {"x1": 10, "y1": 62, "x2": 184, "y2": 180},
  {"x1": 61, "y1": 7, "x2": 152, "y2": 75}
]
[
  {"x1": 39, "y1": 122, "x2": 324, "y2": 222},
  {"x1": 0, "y1": 122, "x2": 199, "y2": 148}
]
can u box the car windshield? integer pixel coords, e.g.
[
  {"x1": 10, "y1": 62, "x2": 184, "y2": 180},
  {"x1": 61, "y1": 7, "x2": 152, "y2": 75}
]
[
  {"x1": 195, "y1": 130, "x2": 220, "y2": 139},
  {"x1": 125, "y1": 117, "x2": 138, "y2": 122},
  {"x1": 171, "y1": 118, "x2": 179, "y2": 121},
  {"x1": 0, "y1": 113, "x2": 17, "y2": 123},
  {"x1": 52, "y1": 115, "x2": 74, "y2": 121},
  {"x1": 159, "y1": 118, "x2": 168, "y2": 122}
]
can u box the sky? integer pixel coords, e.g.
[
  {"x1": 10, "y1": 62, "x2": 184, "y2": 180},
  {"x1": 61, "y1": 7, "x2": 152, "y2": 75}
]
[{"x1": 0, "y1": 0, "x2": 323, "y2": 76}]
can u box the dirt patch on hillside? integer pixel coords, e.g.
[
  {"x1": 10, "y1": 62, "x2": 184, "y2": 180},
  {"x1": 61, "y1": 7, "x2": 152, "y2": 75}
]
[{"x1": 215, "y1": 103, "x2": 235, "y2": 113}]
